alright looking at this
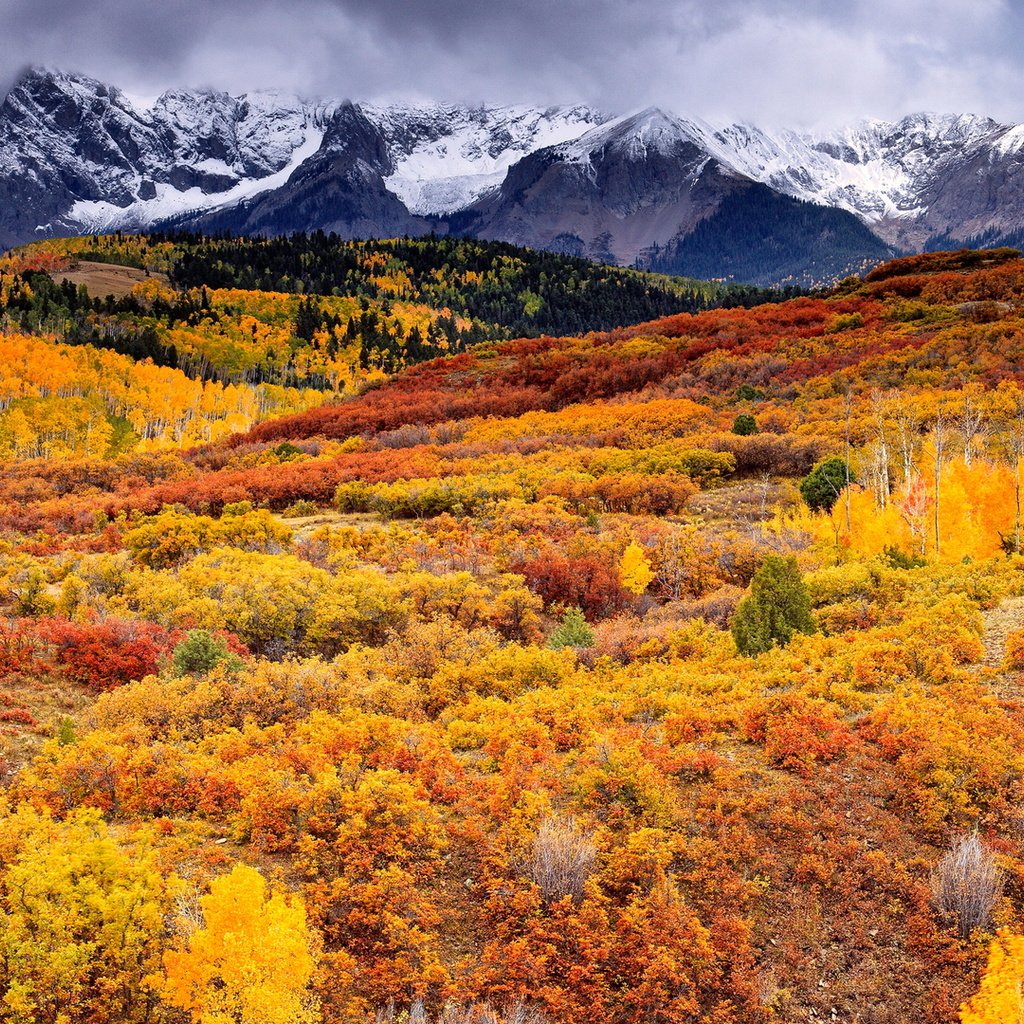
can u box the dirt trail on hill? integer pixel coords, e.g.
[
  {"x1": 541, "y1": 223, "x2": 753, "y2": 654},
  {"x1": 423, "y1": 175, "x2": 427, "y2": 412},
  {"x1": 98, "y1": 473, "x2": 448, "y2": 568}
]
[{"x1": 977, "y1": 595, "x2": 1024, "y2": 703}]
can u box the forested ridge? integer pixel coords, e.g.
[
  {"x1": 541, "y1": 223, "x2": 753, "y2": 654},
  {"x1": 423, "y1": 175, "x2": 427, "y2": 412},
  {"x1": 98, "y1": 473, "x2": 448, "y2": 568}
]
[
  {"x1": 161, "y1": 231, "x2": 797, "y2": 335},
  {"x1": 2, "y1": 245, "x2": 1024, "y2": 1023},
  {"x1": 0, "y1": 232, "x2": 798, "y2": 459}
]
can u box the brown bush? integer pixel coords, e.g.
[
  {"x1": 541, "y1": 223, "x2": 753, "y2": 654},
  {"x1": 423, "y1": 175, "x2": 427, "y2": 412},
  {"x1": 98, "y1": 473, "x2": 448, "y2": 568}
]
[
  {"x1": 378, "y1": 1001, "x2": 547, "y2": 1024},
  {"x1": 711, "y1": 433, "x2": 823, "y2": 476},
  {"x1": 931, "y1": 833, "x2": 1004, "y2": 939},
  {"x1": 529, "y1": 815, "x2": 597, "y2": 904}
]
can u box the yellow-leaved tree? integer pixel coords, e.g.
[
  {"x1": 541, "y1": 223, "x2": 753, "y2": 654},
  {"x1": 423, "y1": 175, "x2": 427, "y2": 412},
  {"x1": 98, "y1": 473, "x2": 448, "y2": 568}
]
[
  {"x1": 162, "y1": 863, "x2": 320, "y2": 1024},
  {"x1": 619, "y1": 541, "x2": 654, "y2": 596},
  {"x1": 0, "y1": 804, "x2": 169, "y2": 1024},
  {"x1": 961, "y1": 928, "x2": 1024, "y2": 1024}
]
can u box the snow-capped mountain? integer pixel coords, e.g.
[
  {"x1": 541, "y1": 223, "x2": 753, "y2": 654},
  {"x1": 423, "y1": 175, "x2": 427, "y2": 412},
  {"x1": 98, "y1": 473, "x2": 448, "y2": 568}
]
[
  {"x1": 4, "y1": 67, "x2": 1024, "y2": 284},
  {"x1": 449, "y1": 107, "x2": 893, "y2": 282},
  {"x1": 450, "y1": 108, "x2": 745, "y2": 265},
  {"x1": 694, "y1": 112, "x2": 1022, "y2": 249},
  {"x1": 365, "y1": 102, "x2": 605, "y2": 215},
  {"x1": 0, "y1": 68, "x2": 337, "y2": 245}
]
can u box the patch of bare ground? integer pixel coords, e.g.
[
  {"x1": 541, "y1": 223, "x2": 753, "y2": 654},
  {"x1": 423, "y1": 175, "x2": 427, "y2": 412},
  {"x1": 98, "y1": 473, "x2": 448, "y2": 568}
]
[
  {"x1": 689, "y1": 476, "x2": 800, "y2": 528},
  {"x1": 980, "y1": 594, "x2": 1024, "y2": 668},
  {"x1": 0, "y1": 673, "x2": 94, "y2": 781},
  {"x1": 715, "y1": 739, "x2": 975, "y2": 1024},
  {"x1": 975, "y1": 593, "x2": 1024, "y2": 701},
  {"x1": 276, "y1": 510, "x2": 381, "y2": 542},
  {"x1": 52, "y1": 259, "x2": 170, "y2": 299}
]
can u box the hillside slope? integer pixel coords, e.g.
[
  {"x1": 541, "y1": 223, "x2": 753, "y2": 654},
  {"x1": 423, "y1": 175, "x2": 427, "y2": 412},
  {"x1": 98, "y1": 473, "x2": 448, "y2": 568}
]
[
  {"x1": 2, "y1": 250, "x2": 1024, "y2": 1023},
  {"x1": 0, "y1": 232, "x2": 787, "y2": 458}
]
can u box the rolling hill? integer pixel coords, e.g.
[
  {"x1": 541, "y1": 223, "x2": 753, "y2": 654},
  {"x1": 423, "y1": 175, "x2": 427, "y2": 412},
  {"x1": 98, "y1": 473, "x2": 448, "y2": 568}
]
[{"x1": 0, "y1": 246, "x2": 1023, "y2": 1023}]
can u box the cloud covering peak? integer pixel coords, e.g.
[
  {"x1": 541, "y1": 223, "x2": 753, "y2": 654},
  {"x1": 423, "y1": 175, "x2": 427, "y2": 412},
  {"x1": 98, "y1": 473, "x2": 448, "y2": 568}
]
[{"x1": 1, "y1": 0, "x2": 1022, "y2": 128}]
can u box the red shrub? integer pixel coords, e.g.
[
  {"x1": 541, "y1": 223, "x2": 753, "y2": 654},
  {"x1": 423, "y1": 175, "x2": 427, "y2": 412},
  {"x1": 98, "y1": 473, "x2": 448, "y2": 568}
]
[
  {"x1": 0, "y1": 622, "x2": 42, "y2": 676},
  {"x1": 32, "y1": 617, "x2": 180, "y2": 691},
  {"x1": 0, "y1": 707, "x2": 37, "y2": 726},
  {"x1": 744, "y1": 696, "x2": 856, "y2": 775},
  {"x1": 513, "y1": 552, "x2": 628, "y2": 620}
]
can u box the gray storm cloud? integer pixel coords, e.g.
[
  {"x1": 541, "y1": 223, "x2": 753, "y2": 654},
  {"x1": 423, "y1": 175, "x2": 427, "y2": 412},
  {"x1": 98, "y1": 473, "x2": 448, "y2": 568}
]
[{"x1": 1, "y1": 0, "x2": 1022, "y2": 126}]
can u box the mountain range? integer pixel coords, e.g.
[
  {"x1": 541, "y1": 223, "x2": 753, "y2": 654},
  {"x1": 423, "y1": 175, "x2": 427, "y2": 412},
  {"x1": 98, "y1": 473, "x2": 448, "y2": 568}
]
[{"x1": 5, "y1": 67, "x2": 1024, "y2": 285}]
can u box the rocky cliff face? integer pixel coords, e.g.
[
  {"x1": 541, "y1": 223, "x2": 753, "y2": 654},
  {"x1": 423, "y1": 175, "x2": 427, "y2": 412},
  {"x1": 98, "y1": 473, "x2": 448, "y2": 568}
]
[
  {"x1": 0, "y1": 68, "x2": 334, "y2": 247},
  {"x1": 3, "y1": 67, "x2": 1024, "y2": 284}
]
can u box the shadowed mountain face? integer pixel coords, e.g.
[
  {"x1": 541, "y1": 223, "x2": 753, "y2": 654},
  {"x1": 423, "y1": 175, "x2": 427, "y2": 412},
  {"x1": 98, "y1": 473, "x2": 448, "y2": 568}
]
[
  {"x1": 184, "y1": 103, "x2": 430, "y2": 240},
  {"x1": 8, "y1": 68, "x2": 1024, "y2": 284}
]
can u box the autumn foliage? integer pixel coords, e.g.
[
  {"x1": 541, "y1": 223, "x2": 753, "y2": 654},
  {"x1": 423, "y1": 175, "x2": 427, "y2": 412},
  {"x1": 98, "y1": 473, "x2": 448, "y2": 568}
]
[{"x1": 4, "y1": 245, "x2": 1024, "y2": 1024}]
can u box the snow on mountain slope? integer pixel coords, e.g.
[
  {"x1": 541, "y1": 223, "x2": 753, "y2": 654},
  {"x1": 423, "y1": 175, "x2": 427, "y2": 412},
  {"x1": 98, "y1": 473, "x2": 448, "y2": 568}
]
[
  {"x1": 473, "y1": 106, "x2": 1010, "y2": 241},
  {"x1": 552, "y1": 107, "x2": 713, "y2": 164},
  {"x1": 702, "y1": 113, "x2": 1007, "y2": 234},
  {"x1": 364, "y1": 102, "x2": 606, "y2": 214},
  {"x1": 5, "y1": 66, "x2": 1024, "y2": 264},
  {"x1": 67, "y1": 125, "x2": 327, "y2": 232}
]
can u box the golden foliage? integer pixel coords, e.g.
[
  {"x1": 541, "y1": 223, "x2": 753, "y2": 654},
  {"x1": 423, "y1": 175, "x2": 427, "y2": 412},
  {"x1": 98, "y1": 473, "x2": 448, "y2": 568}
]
[{"x1": 163, "y1": 863, "x2": 319, "y2": 1024}]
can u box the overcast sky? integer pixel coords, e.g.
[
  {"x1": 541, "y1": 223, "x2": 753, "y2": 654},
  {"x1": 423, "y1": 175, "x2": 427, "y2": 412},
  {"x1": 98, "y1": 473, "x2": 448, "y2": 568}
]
[{"x1": 2, "y1": 0, "x2": 1023, "y2": 127}]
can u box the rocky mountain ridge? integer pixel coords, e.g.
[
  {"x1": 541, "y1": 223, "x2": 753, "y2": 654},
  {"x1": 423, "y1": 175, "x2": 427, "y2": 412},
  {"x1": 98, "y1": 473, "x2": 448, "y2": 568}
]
[{"x1": 4, "y1": 67, "x2": 1024, "y2": 284}]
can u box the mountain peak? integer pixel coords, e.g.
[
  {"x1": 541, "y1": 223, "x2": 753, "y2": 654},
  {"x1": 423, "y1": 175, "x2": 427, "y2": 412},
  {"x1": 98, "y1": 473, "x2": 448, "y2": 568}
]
[
  {"x1": 2, "y1": 65, "x2": 141, "y2": 130},
  {"x1": 9, "y1": 65, "x2": 116, "y2": 100},
  {"x1": 555, "y1": 105, "x2": 712, "y2": 164}
]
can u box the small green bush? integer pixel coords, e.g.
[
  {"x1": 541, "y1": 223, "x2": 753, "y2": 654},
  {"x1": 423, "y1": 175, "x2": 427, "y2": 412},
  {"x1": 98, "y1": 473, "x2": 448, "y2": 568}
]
[
  {"x1": 171, "y1": 630, "x2": 242, "y2": 676},
  {"x1": 735, "y1": 384, "x2": 765, "y2": 402},
  {"x1": 732, "y1": 414, "x2": 759, "y2": 436}
]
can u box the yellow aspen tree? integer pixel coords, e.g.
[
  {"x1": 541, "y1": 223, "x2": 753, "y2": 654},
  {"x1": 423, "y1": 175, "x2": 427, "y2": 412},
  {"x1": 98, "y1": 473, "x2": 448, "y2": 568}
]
[
  {"x1": 620, "y1": 541, "x2": 654, "y2": 596},
  {"x1": 961, "y1": 928, "x2": 1024, "y2": 1024},
  {"x1": 162, "y1": 863, "x2": 320, "y2": 1024}
]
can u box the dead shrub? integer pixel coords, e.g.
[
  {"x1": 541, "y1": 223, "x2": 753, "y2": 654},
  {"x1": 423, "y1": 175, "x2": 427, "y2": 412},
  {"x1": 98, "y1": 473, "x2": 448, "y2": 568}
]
[
  {"x1": 376, "y1": 1001, "x2": 547, "y2": 1024},
  {"x1": 529, "y1": 815, "x2": 597, "y2": 904},
  {"x1": 439, "y1": 1002, "x2": 548, "y2": 1024},
  {"x1": 931, "y1": 833, "x2": 1004, "y2": 938}
]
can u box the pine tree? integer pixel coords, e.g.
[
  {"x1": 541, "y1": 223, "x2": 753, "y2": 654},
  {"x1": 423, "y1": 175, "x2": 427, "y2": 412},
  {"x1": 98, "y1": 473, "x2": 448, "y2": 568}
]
[
  {"x1": 800, "y1": 457, "x2": 855, "y2": 513},
  {"x1": 731, "y1": 555, "x2": 816, "y2": 655},
  {"x1": 171, "y1": 629, "x2": 241, "y2": 676},
  {"x1": 549, "y1": 607, "x2": 595, "y2": 650}
]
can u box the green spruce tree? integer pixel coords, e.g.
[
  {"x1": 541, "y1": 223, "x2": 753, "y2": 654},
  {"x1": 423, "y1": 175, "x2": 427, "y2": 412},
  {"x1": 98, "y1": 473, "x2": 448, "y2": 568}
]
[
  {"x1": 549, "y1": 607, "x2": 595, "y2": 650},
  {"x1": 799, "y1": 457, "x2": 854, "y2": 513},
  {"x1": 731, "y1": 555, "x2": 816, "y2": 655}
]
